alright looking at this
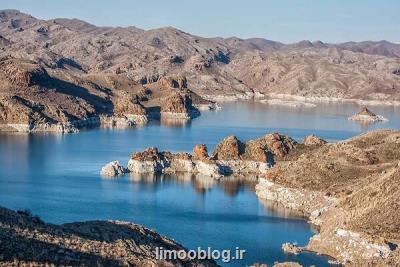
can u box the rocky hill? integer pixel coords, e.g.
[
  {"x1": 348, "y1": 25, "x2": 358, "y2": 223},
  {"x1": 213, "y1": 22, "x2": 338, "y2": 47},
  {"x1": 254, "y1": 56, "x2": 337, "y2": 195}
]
[
  {"x1": 0, "y1": 9, "x2": 400, "y2": 131},
  {"x1": 0, "y1": 206, "x2": 216, "y2": 266},
  {"x1": 256, "y1": 130, "x2": 400, "y2": 266}
]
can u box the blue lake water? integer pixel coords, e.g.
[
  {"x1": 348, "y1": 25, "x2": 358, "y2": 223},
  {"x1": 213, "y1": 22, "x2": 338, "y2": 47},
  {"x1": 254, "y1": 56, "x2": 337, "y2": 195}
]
[{"x1": 0, "y1": 101, "x2": 399, "y2": 266}]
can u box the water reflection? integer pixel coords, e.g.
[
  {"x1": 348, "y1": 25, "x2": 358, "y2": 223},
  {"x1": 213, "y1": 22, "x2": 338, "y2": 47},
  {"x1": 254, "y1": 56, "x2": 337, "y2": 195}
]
[
  {"x1": 125, "y1": 173, "x2": 259, "y2": 197},
  {"x1": 259, "y1": 198, "x2": 306, "y2": 220},
  {"x1": 160, "y1": 117, "x2": 192, "y2": 127}
]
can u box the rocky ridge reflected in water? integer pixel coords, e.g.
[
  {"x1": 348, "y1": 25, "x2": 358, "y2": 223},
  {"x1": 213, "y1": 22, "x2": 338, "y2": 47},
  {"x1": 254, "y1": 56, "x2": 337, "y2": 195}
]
[{"x1": 123, "y1": 172, "x2": 259, "y2": 197}]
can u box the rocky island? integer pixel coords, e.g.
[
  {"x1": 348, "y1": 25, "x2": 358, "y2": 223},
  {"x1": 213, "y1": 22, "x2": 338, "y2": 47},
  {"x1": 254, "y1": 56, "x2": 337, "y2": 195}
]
[
  {"x1": 349, "y1": 107, "x2": 388, "y2": 123},
  {"x1": 101, "y1": 133, "x2": 297, "y2": 177}
]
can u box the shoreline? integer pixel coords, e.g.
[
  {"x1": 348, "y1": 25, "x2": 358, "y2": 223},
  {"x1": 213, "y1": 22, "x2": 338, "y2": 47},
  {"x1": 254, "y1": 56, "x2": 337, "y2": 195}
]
[
  {"x1": 255, "y1": 180, "x2": 392, "y2": 265},
  {"x1": 204, "y1": 92, "x2": 400, "y2": 106},
  {"x1": 1, "y1": 93, "x2": 398, "y2": 134},
  {"x1": 0, "y1": 111, "x2": 196, "y2": 134}
]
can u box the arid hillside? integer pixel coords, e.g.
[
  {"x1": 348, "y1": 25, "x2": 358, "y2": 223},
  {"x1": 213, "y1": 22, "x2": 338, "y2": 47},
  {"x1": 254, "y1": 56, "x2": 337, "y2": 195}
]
[
  {"x1": 0, "y1": 9, "x2": 400, "y2": 131},
  {"x1": 257, "y1": 130, "x2": 400, "y2": 265},
  {"x1": 0, "y1": 206, "x2": 216, "y2": 266}
]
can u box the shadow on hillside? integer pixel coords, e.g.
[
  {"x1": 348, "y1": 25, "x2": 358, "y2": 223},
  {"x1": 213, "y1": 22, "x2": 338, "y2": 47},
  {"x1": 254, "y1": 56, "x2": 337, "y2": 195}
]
[
  {"x1": 37, "y1": 76, "x2": 113, "y2": 114},
  {"x1": 0, "y1": 225, "x2": 121, "y2": 266}
]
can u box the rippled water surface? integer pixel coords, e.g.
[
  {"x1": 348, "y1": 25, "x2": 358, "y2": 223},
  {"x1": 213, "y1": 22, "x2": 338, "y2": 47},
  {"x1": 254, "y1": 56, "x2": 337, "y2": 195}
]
[{"x1": 1, "y1": 101, "x2": 399, "y2": 266}]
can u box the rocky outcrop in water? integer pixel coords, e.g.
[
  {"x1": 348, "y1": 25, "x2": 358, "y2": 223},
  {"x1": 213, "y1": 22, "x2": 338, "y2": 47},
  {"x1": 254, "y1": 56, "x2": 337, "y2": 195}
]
[
  {"x1": 0, "y1": 206, "x2": 216, "y2": 266},
  {"x1": 100, "y1": 161, "x2": 126, "y2": 177},
  {"x1": 127, "y1": 147, "x2": 221, "y2": 177},
  {"x1": 282, "y1": 243, "x2": 303, "y2": 255},
  {"x1": 160, "y1": 92, "x2": 200, "y2": 119},
  {"x1": 349, "y1": 107, "x2": 388, "y2": 123},
  {"x1": 110, "y1": 133, "x2": 299, "y2": 178}
]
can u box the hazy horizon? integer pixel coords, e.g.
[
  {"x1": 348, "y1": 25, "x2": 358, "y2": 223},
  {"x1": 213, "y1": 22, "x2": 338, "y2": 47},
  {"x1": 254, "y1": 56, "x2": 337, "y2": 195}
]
[{"x1": 0, "y1": 0, "x2": 399, "y2": 44}]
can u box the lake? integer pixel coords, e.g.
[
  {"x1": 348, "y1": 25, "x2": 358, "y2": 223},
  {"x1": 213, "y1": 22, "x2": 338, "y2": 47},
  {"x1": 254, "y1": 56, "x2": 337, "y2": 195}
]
[{"x1": 0, "y1": 101, "x2": 398, "y2": 266}]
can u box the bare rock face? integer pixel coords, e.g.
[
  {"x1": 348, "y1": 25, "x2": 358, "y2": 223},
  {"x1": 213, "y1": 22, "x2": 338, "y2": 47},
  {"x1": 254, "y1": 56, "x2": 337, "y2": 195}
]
[
  {"x1": 0, "y1": 58, "x2": 49, "y2": 87},
  {"x1": 161, "y1": 92, "x2": 199, "y2": 118},
  {"x1": 159, "y1": 75, "x2": 187, "y2": 89},
  {"x1": 253, "y1": 133, "x2": 298, "y2": 159},
  {"x1": 113, "y1": 93, "x2": 147, "y2": 116},
  {"x1": 0, "y1": 95, "x2": 33, "y2": 124},
  {"x1": 193, "y1": 144, "x2": 209, "y2": 161},
  {"x1": 131, "y1": 147, "x2": 162, "y2": 162},
  {"x1": 303, "y1": 135, "x2": 327, "y2": 146},
  {"x1": 212, "y1": 135, "x2": 278, "y2": 163},
  {"x1": 102, "y1": 92, "x2": 149, "y2": 126},
  {"x1": 212, "y1": 135, "x2": 245, "y2": 160},
  {"x1": 127, "y1": 147, "x2": 221, "y2": 176},
  {"x1": 128, "y1": 147, "x2": 166, "y2": 173},
  {"x1": 100, "y1": 161, "x2": 126, "y2": 177},
  {"x1": 242, "y1": 141, "x2": 272, "y2": 162},
  {"x1": 138, "y1": 73, "x2": 162, "y2": 85}
]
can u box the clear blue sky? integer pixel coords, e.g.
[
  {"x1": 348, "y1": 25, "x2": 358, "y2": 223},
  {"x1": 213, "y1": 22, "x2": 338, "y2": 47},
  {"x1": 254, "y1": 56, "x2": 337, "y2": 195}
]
[{"x1": 1, "y1": 0, "x2": 399, "y2": 43}]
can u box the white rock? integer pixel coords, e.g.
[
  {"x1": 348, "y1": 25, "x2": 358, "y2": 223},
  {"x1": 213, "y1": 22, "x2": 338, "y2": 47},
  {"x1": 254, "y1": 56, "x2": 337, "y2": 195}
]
[
  {"x1": 100, "y1": 161, "x2": 126, "y2": 177},
  {"x1": 195, "y1": 161, "x2": 222, "y2": 177},
  {"x1": 127, "y1": 159, "x2": 162, "y2": 173}
]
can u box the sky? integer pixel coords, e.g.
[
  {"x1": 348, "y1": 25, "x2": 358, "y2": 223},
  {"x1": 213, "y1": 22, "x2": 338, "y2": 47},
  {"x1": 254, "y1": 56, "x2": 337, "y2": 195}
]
[{"x1": 0, "y1": 0, "x2": 399, "y2": 43}]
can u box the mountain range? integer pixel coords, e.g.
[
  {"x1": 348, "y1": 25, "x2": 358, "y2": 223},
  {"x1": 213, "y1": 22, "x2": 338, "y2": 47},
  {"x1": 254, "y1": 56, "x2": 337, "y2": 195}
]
[{"x1": 0, "y1": 9, "x2": 400, "y2": 130}]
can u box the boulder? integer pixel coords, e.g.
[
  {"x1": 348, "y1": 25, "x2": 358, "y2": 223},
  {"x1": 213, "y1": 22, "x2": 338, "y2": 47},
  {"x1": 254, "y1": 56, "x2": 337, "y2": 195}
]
[
  {"x1": 193, "y1": 144, "x2": 209, "y2": 161},
  {"x1": 195, "y1": 161, "x2": 222, "y2": 177},
  {"x1": 100, "y1": 161, "x2": 126, "y2": 177},
  {"x1": 253, "y1": 133, "x2": 297, "y2": 159},
  {"x1": 303, "y1": 135, "x2": 327, "y2": 146},
  {"x1": 242, "y1": 141, "x2": 272, "y2": 162},
  {"x1": 212, "y1": 135, "x2": 245, "y2": 160},
  {"x1": 282, "y1": 242, "x2": 303, "y2": 255},
  {"x1": 131, "y1": 147, "x2": 162, "y2": 162}
]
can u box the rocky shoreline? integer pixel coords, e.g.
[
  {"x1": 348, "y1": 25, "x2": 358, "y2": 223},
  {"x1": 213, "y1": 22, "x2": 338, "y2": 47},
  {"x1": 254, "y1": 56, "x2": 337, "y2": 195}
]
[
  {"x1": 255, "y1": 130, "x2": 400, "y2": 266},
  {"x1": 203, "y1": 92, "x2": 400, "y2": 107},
  {"x1": 0, "y1": 89, "x2": 214, "y2": 133}
]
